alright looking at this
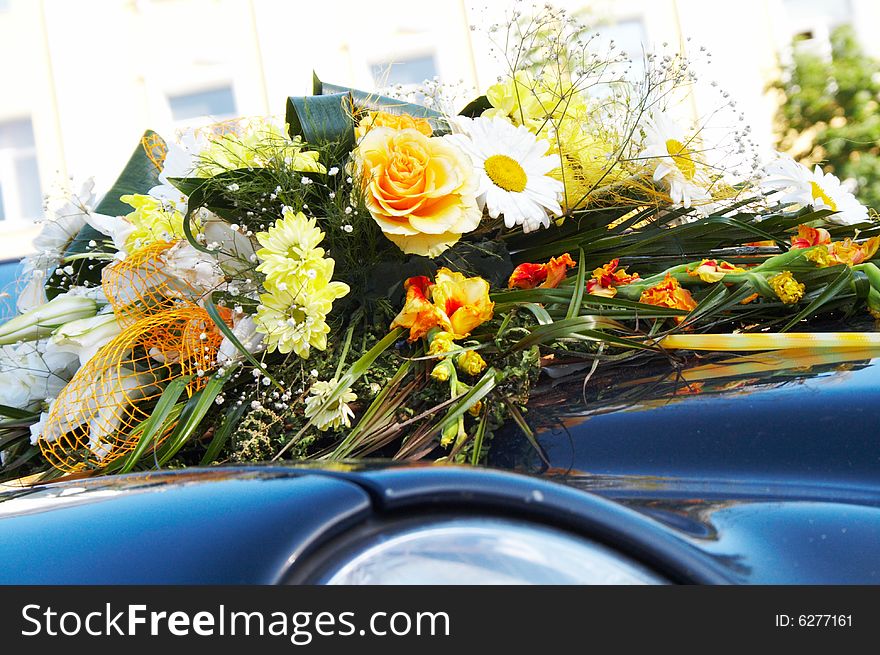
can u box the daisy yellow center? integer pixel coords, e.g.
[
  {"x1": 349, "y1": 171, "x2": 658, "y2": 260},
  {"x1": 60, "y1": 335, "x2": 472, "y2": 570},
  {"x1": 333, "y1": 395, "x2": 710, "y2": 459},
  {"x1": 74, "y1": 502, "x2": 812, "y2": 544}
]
[
  {"x1": 484, "y1": 154, "x2": 528, "y2": 193},
  {"x1": 665, "y1": 139, "x2": 696, "y2": 180},
  {"x1": 810, "y1": 181, "x2": 837, "y2": 211}
]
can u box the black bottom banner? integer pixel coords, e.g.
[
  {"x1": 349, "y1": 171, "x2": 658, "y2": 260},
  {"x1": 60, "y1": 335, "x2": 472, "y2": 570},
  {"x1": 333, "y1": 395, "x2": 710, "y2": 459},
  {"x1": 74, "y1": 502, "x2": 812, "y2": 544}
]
[{"x1": 0, "y1": 586, "x2": 874, "y2": 651}]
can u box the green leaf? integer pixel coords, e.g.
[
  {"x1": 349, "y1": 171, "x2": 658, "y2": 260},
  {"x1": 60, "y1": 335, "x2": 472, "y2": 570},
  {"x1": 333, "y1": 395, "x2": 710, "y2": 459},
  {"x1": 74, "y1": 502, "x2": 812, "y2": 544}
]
[
  {"x1": 158, "y1": 371, "x2": 232, "y2": 465},
  {"x1": 0, "y1": 404, "x2": 38, "y2": 420},
  {"x1": 679, "y1": 283, "x2": 730, "y2": 327},
  {"x1": 0, "y1": 429, "x2": 30, "y2": 452},
  {"x1": 328, "y1": 358, "x2": 413, "y2": 460},
  {"x1": 566, "y1": 248, "x2": 587, "y2": 320},
  {"x1": 117, "y1": 376, "x2": 191, "y2": 474},
  {"x1": 312, "y1": 72, "x2": 449, "y2": 133},
  {"x1": 502, "y1": 399, "x2": 548, "y2": 466},
  {"x1": 520, "y1": 302, "x2": 553, "y2": 325},
  {"x1": 274, "y1": 328, "x2": 404, "y2": 460},
  {"x1": 204, "y1": 292, "x2": 281, "y2": 389},
  {"x1": 469, "y1": 404, "x2": 490, "y2": 466},
  {"x1": 200, "y1": 399, "x2": 248, "y2": 465},
  {"x1": 781, "y1": 265, "x2": 853, "y2": 332},
  {"x1": 512, "y1": 315, "x2": 638, "y2": 352},
  {"x1": 286, "y1": 92, "x2": 357, "y2": 152},
  {"x1": 459, "y1": 95, "x2": 491, "y2": 117},
  {"x1": 434, "y1": 368, "x2": 499, "y2": 437},
  {"x1": 0, "y1": 446, "x2": 39, "y2": 473},
  {"x1": 94, "y1": 131, "x2": 166, "y2": 217}
]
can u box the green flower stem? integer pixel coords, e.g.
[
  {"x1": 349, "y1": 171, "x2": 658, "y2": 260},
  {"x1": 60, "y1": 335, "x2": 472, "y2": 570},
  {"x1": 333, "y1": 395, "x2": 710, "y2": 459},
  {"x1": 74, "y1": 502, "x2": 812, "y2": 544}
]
[
  {"x1": 853, "y1": 263, "x2": 880, "y2": 313},
  {"x1": 750, "y1": 247, "x2": 811, "y2": 272},
  {"x1": 853, "y1": 262, "x2": 880, "y2": 289},
  {"x1": 333, "y1": 323, "x2": 356, "y2": 380},
  {"x1": 613, "y1": 250, "x2": 816, "y2": 302}
]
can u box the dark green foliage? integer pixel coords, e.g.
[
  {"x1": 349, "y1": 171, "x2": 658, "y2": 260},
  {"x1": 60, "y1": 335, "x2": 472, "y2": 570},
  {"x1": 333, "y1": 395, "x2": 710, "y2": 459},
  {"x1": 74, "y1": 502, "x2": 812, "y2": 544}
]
[{"x1": 771, "y1": 25, "x2": 880, "y2": 212}]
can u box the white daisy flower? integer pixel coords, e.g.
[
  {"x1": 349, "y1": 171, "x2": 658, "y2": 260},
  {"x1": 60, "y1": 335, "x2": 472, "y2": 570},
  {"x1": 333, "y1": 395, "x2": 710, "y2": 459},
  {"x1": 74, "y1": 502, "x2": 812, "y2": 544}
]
[
  {"x1": 446, "y1": 116, "x2": 563, "y2": 233},
  {"x1": 638, "y1": 112, "x2": 711, "y2": 209},
  {"x1": 762, "y1": 154, "x2": 869, "y2": 226}
]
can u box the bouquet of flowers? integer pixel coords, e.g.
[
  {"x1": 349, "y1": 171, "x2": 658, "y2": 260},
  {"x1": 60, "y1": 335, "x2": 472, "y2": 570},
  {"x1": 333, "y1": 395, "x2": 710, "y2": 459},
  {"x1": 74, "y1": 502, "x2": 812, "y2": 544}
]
[{"x1": 2, "y1": 7, "x2": 879, "y2": 480}]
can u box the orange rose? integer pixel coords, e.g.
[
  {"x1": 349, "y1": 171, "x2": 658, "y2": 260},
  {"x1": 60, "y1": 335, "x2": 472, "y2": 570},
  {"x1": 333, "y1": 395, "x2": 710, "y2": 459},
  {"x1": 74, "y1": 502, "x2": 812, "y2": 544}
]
[
  {"x1": 639, "y1": 273, "x2": 697, "y2": 321},
  {"x1": 354, "y1": 127, "x2": 480, "y2": 257},
  {"x1": 354, "y1": 111, "x2": 433, "y2": 141}
]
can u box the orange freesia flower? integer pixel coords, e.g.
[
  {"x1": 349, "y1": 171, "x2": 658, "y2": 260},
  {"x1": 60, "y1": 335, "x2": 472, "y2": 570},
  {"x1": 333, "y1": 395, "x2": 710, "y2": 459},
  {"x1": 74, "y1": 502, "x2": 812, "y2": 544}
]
[
  {"x1": 390, "y1": 276, "x2": 446, "y2": 342},
  {"x1": 586, "y1": 259, "x2": 640, "y2": 298},
  {"x1": 790, "y1": 224, "x2": 831, "y2": 249},
  {"x1": 687, "y1": 259, "x2": 746, "y2": 283},
  {"x1": 391, "y1": 268, "x2": 494, "y2": 341},
  {"x1": 639, "y1": 273, "x2": 697, "y2": 321},
  {"x1": 826, "y1": 237, "x2": 880, "y2": 266},
  {"x1": 431, "y1": 268, "x2": 495, "y2": 337},
  {"x1": 508, "y1": 253, "x2": 576, "y2": 289}
]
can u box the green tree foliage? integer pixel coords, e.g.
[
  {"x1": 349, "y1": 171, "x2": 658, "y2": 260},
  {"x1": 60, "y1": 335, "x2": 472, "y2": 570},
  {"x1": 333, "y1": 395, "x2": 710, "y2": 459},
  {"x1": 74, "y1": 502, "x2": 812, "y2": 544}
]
[{"x1": 771, "y1": 25, "x2": 880, "y2": 212}]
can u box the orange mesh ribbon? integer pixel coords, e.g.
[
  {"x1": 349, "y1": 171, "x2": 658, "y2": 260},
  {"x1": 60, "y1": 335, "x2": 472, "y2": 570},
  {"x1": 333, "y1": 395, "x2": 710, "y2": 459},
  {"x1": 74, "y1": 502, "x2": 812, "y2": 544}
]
[
  {"x1": 141, "y1": 132, "x2": 168, "y2": 173},
  {"x1": 39, "y1": 241, "x2": 229, "y2": 472}
]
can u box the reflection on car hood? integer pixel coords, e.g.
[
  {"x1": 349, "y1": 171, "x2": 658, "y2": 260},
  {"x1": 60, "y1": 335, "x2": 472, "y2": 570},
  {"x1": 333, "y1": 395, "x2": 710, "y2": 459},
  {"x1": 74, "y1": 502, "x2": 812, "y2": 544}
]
[
  {"x1": 486, "y1": 340, "x2": 880, "y2": 582},
  {"x1": 491, "y1": 343, "x2": 880, "y2": 485}
]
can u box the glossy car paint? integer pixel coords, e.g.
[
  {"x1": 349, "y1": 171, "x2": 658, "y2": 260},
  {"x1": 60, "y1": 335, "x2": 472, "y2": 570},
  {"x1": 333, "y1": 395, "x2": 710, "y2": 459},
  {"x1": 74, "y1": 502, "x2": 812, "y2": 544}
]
[
  {"x1": 0, "y1": 472, "x2": 371, "y2": 584},
  {"x1": 489, "y1": 345, "x2": 880, "y2": 583}
]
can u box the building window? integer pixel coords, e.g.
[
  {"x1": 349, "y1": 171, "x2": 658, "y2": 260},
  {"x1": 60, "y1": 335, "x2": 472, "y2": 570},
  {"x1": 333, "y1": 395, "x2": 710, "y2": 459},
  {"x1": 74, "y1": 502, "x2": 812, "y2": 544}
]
[
  {"x1": 0, "y1": 118, "x2": 42, "y2": 222},
  {"x1": 370, "y1": 53, "x2": 438, "y2": 87},
  {"x1": 168, "y1": 85, "x2": 237, "y2": 122}
]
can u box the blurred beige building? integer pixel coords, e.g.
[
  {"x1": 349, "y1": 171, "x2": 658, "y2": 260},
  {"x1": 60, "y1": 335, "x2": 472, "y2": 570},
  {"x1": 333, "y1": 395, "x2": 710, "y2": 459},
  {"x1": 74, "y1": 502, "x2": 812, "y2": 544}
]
[{"x1": 1, "y1": 0, "x2": 877, "y2": 260}]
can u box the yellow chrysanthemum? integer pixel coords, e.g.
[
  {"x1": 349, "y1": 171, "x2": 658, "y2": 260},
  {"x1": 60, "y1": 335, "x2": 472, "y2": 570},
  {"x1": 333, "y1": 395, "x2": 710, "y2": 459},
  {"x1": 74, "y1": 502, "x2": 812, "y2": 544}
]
[
  {"x1": 255, "y1": 208, "x2": 329, "y2": 283},
  {"x1": 196, "y1": 118, "x2": 325, "y2": 177},
  {"x1": 119, "y1": 194, "x2": 190, "y2": 251},
  {"x1": 769, "y1": 271, "x2": 805, "y2": 305},
  {"x1": 553, "y1": 105, "x2": 631, "y2": 207},
  {"x1": 254, "y1": 280, "x2": 349, "y2": 358},
  {"x1": 253, "y1": 212, "x2": 349, "y2": 358},
  {"x1": 304, "y1": 378, "x2": 357, "y2": 431}
]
